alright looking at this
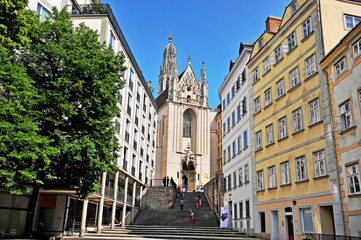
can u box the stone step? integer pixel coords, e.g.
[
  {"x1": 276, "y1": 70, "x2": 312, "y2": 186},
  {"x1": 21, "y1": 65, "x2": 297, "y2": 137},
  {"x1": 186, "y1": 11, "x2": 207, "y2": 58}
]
[{"x1": 100, "y1": 229, "x2": 247, "y2": 236}]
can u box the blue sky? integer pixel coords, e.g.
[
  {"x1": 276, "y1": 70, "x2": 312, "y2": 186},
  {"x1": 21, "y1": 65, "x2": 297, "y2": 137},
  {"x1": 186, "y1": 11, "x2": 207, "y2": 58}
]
[{"x1": 102, "y1": 0, "x2": 290, "y2": 110}]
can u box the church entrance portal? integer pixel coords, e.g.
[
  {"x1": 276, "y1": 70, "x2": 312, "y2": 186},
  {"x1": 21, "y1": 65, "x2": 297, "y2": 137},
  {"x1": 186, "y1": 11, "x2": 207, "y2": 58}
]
[{"x1": 182, "y1": 170, "x2": 195, "y2": 191}]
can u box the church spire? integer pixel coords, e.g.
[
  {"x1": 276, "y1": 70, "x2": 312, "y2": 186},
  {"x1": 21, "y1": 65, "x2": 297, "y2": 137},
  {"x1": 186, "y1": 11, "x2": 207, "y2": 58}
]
[
  {"x1": 201, "y1": 61, "x2": 206, "y2": 84},
  {"x1": 158, "y1": 36, "x2": 178, "y2": 96}
]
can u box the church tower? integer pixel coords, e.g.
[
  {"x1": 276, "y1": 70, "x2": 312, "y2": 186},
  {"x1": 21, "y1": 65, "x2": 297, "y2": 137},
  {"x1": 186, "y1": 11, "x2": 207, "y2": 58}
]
[{"x1": 155, "y1": 37, "x2": 212, "y2": 190}]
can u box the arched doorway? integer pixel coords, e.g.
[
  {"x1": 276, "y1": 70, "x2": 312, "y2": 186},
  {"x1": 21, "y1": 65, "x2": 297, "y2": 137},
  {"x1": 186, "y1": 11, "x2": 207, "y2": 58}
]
[
  {"x1": 181, "y1": 150, "x2": 196, "y2": 191},
  {"x1": 284, "y1": 206, "x2": 294, "y2": 240}
]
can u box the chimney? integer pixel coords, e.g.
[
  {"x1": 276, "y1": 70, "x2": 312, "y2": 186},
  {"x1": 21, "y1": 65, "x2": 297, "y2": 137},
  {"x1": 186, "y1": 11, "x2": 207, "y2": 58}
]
[{"x1": 265, "y1": 16, "x2": 282, "y2": 34}]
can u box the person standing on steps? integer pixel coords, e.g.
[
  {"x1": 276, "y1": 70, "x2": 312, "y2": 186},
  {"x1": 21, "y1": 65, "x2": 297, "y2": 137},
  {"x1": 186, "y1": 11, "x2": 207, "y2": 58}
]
[
  {"x1": 163, "y1": 176, "x2": 166, "y2": 186},
  {"x1": 190, "y1": 209, "x2": 194, "y2": 223},
  {"x1": 176, "y1": 186, "x2": 180, "y2": 198},
  {"x1": 180, "y1": 198, "x2": 184, "y2": 210},
  {"x1": 166, "y1": 176, "x2": 169, "y2": 186},
  {"x1": 196, "y1": 196, "x2": 200, "y2": 208},
  {"x1": 182, "y1": 186, "x2": 186, "y2": 197}
]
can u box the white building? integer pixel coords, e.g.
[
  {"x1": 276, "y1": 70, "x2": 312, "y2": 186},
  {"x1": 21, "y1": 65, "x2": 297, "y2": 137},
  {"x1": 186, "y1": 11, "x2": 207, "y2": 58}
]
[
  {"x1": 218, "y1": 43, "x2": 255, "y2": 234},
  {"x1": 0, "y1": 0, "x2": 157, "y2": 237}
]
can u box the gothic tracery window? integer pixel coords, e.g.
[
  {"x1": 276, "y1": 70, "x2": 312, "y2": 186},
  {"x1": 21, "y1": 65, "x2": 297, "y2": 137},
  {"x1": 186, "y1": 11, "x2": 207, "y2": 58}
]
[{"x1": 183, "y1": 113, "x2": 191, "y2": 138}]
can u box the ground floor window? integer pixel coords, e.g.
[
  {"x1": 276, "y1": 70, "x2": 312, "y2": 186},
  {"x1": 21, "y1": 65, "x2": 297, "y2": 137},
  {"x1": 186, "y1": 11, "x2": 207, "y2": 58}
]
[
  {"x1": 299, "y1": 207, "x2": 314, "y2": 234},
  {"x1": 259, "y1": 211, "x2": 266, "y2": 233}
]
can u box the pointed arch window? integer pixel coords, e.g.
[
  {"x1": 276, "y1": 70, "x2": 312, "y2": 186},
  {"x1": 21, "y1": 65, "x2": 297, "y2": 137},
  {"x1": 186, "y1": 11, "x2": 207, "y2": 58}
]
[{"x1": 183, "y1": 113, "x2": 191, "y2": 138}]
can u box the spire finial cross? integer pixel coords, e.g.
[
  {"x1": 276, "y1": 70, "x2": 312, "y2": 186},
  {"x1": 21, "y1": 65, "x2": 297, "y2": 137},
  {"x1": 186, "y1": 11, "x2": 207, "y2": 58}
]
[{"x1": 169, "y1": 30, "x2": 173, "y2": 42}]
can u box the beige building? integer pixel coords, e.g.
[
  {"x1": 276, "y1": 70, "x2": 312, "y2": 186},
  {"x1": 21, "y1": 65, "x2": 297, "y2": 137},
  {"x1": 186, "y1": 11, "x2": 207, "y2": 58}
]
[{"x1": 155, "y1": 37, "x2": 214, "y2": 190}]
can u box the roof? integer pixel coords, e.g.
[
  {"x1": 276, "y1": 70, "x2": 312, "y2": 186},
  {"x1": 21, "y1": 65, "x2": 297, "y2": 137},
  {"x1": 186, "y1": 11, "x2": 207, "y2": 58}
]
[{"x1": 155, "y1": 89, "x2": 169, "y2": 109}]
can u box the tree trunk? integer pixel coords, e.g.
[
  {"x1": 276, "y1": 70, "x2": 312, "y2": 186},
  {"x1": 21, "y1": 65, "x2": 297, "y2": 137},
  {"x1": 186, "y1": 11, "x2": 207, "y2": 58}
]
[{"x1": 24, "y1": 185, "x2": 40, "y2": 238}]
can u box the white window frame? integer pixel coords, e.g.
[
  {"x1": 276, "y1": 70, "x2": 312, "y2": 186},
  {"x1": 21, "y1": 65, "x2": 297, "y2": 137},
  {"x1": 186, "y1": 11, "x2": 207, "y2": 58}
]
[
  {"x1": 347, "y1": 163, "x2": 361, "y2": 195},
  {"x1": 302, "y1": 17, "x2": 313, "y2": 39},
  {"x1": 288, "y1": 32, "x2": 297, "y2": 52},
  {"x1": 353, "y1": 38, "x2": 361, "y2": 59},
  {"x1": 232, "y1": 141, "x2": 236, "y2": 157},
  {"x1": 340, "y1": 100, "x2": 353, "y2": 131},
  {"x1": 281, "y1": 161, "x2": 290, "y2": 185},
  {"x1": 278, "y1": 116, "x2": 288, "y2": 139},
  {"x1": 296, "y1": 156, "x2": 308, "y2": 182},
  {"x1": 263, "y1": 57, "x2": 270, "y2": 74},
  {"x1": 274, "y1": 45, "x2": 283, "y2": 63},
  {"x1": 305, "y1": 54, "x2": 317, "y2": 78},
  {"x1": 256, "y1": 130, "x2": 262, "y2": 150},
  {"x1": 335, "y1": 57, "x2": 347, "y2": 78},
  {"x1": 264, "y1": 88, "x2": 272, "y2": 107},
  {"x1": 244, "y1": 164, "x2": 249, "y2": 182},
  {"x1": 313, "y1": 150, "x2": 327, "y2": 178},
  {"x1": 268, "y1": 166, "x2": 276, "y2": 188},
  {"x1": 37, "y1": 4, "x2": 50, "y2": 22},
  {"x1": 257, "y1": 170, "x2": 264, "y2": 190},
  {"x1": 237, "y1": 136, "x2": 242, "y2": 154},
  {"x1": 266, "y1": 124, "x2": 274, "y2": 146},
  {"x1": 309, "y1": 98, "x2": 321, "y2": 125},
  {"x1": 289, "y1": 67, "x2": 300, "y2": 89},
  {"x1": 259, "y1": 39, "x2": 263, "y2": 49},
  {"x1": 292, "y1": 108, "x2": 303, "y2": 133},
  {"x1": 344, "y1": 14, "x2": 361, "y2": 30},
  {"x1": 299, "y1": 207, "x2": 315, "y2": 234},
  {"x1": 239, "y1": 167, "x2": 243, "y2": 185},
  {"x1": 291, "y1": 1, "x2": 297, "y2": 14},
  {"x1": 276, "y1": 78, "x2": 285, "y2": 99},
  {"x1": 253, "y1": 67, "x2": 260, "y2": 83},
  {"x1": 254, "y1": 96, "x2": 261, "y2": 113}
]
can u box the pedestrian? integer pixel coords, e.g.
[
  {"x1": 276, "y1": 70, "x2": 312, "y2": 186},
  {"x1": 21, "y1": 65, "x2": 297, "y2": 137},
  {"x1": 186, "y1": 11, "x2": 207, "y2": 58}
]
[
  {"x1": 162, "y1": 176, "x2": 166, "y2": 186},
  {"x1": 170, "y1": 177, "x2": 175, "y2": 188},
  {"x1": 180, "y1": 198, "x2": 184, "y2": 210},
  {"x1": 177, "y1": 186, "x2": 181, "y2": 198},
  {"x1": 199, "y1": 195, "x2": 202, "y2": 207},
  {"x1": 182, "y1": 186, "x2": 186, "y2": 197},
  {"x1": 166, "y1": 176, "x2": 169, "y2": 186},
  {"x1": 196, "y1": 196, "x2": 199, "y2": 208},
  {"x1": 190, "y1": 209, "x2": 194, "y2": 222}
]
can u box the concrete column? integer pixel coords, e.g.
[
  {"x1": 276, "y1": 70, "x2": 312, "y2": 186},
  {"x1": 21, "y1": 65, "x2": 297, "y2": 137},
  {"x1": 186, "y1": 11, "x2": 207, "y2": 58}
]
[
  {"x1": 97, "y1": 172, "x2": 107, "y2": 233},
  {"x1": 79, "y1": 199, "x2": 88, "y2": 237},
  {"x1": 121, "y1": 176, "x2": 129, "y2": 226},
  {"x1": 111, "y1": 171, "x2": 119, "y2": 229}
]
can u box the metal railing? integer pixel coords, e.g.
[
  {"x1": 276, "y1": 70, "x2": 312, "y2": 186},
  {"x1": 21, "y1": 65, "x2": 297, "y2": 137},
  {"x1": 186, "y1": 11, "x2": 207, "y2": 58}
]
[
  {"x1": 126, "y1": 195, "x2": 133, "y2": 205},
  {"x1": 117, "y1": 189, "x2": 124, "y2": 202},
  {"x1": 104, "y1": 186, "x2": 114, "y2": 199},
  {"x1": 305, "y1": 233, "x2": 361, "y2": 240}
]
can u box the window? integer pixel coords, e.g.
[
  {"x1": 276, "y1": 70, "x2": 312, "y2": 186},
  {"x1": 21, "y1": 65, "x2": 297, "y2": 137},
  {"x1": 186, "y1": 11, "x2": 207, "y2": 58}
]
[
  {"x1": 264, "y1": 88, "x2": 272, "y2": 107},
  {"x1": 237, "y1": 136, "x2": 242, "y2": 154},
  {"x1": 127, "y1": 94, "x2": 132, "y2": 116},
  {"x1": 239, "y1": 167, "x2": 243, "y2": 185},
  {"x1": 256, "y1": 130, "x2": 262, "y2": 150},
  {"x1": 305, "y1": 54, "x2": 317, "y2": 78},
  {"x1": 263, "y1": 57, "x2": 270, "y2": 74},
  {"x1": 233, "y1": 172, "x2": 237, "y2": 189},
  {"x1": 109, "y1": 31, "x2": 115, "y2": 47},
  {"x1": 288, "y1": 68, "x2": 299, "y2": 90},
  {"x1": 237, "y1": 105, "x2": 241, "y2": 121},
  {"x1": 254, "y1": 97, "x2": 261, "y2": 113},
  {"x1": 129, "y1": 69, "x2": 134, "y2": 90},
  {"x1": 257, "y1": 170, "x2": 264, "y2": 190},
  {"x1": 242, "y1": 69, "x2": 247, "y2": 83},
  {"x1": 227, "y1": 117, "x2": 230, "y2": 132},
  {"x1": 243, "y1": 131, "x2": 248, "y2": 148},
  {"x1": 274, "y1": 45, "x2": 283, "y2": 63},
  {"x1": 344, "y1": 14, "x2": 361, "y2": 30},
  {"x1": 353, "y1": 38, "x2": 361, "y2": 59},
  {"x1": 36, "y1": 4, "x2": 49, "y2": 22},
  {"x1": 335, "y1": 57, "x2": 347, "y2": 78},
  {"x1": 266, "y1": 124, "x2": 274, "y2": 145},
  {"x1": 244, "y1": 164, "x2": 249, "y2": 183},
  {"x1": 234, "y1": 203, "x2": 237, "y2": 219},
  {"x1": 299, "y1": 207, "x2": 314, "y2": 234},
  {"x1": 259, "y1": 39, "x2": 263, "y2": 49},
  {"x1": 278, "y1": 117, "x2": 288, "y2": 139},
  {"x1": 232, "y1": 141, "x2": 236, "y2": 157},
  {"x1": 291, "y1": 1, "x2": 297, "y2": 14},
  {"x1": 340, "y1": 100, "x2": 353, "y2": 131},
  {"x1": 347, "y1": 163, "x2": 361, "y2": 194},
  {"x1": 239, "y1": 202, "x2": 243, "y2": 218},
  {"x1": 232, "y1": 112, "x2": 235, "y2": 126},
  {"x1": 224, "y1": 177, "x2": 227, "y2": 191},
  {"x1": 236, "y1": 76, "x2": 241, "y2": 90},
  {"x1": 292, "y1": 108, "x2": 303, "y2": 133},
  {"x1": 259, "y1": 212, "x2": 266, "y2": 233},
  {"x1": 253, "y1": 67, "x2": 260, "y2": 83},
  {"x1": 276, "y1": 78, "x2": 285, "y2": 98},
  {"x1": 242, "y1": 97, "x2": 247, "y2": 114},
  {"x1": 245, "y1": 200, "x2": 250, "y2": 218},
  {"x1": 228, "y1": 146, "x2": 231, "y2": 161},
  {"x1": 281, "y1": 162, "x2": 290, "y2": 185},
  {"x1": 227, "y1": 93, "x2": 230, "y2": 105},
  {"x1": 183, "y1": 112, "x2": 191, "y2": 138},
  {"x1": 296, "y1": 156, "x2": 308, "y2": 181},
  {"x1": 231, "y1": 86, "x2": 235, "y2": 98},
  {"x1": 268, "y1": 166, "x2": 276, "y2": 188},
  {"x1": 223, "y1": 123, "x2": 226, "y2": 135},
  {"x1": 223, "y1": 100, "x2": 226, "y2": 110},
  {"x1": 223, "y1": 150, "x2": 226, "y2": 163},
  {"x1": 313, "y1": 150, "x2": 327, "y2": 177},
  {"x1": 115, "y1": 117, "x2": 121, "y2": 134},
  {"x1": 309, "y1": 98, "x2": 321, "y2": 125},
  {"x1": 228, "y1": 175, "x2": 231, "y2": 190},
  {"x1": 117, "y1": 89, "x2": 123, "y2": 105},
  {"x1": 302, "y1": 17, "x2": 312, "y2": 39}
]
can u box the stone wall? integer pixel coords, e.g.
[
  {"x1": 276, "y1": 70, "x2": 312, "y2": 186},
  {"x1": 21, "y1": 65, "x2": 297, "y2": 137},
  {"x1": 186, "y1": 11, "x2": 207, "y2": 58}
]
[
  {"x1": 204, "y1": 173, "x2": 224, "y2": 220},
  {"x1": 145, "y1": 186, "x2": 176, "y2": 210}
]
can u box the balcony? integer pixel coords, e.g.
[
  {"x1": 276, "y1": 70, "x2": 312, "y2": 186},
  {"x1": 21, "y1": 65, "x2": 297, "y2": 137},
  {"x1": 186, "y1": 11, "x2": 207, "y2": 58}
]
[
  {"x1": 94, "y1": 182, "x2": 102, "y2": 196},
  {"x1": 117, "y1": 188, "x2": 124, "y2": 202},
  {"x1": 124, "y1": 131, "x2": 130, "y2": 143},
  {"x1": 104, "y1": 186, "x2": 114, "y2": 199},
  {"x1": 122, "y1": 161, "x2": 128, "y2": 171},
  {"x1": 133, "y1": 141, "x2": 137, "y2": 151},
  {"x1": 131, "y1": 166, "x2": 136, "y2": 176}
]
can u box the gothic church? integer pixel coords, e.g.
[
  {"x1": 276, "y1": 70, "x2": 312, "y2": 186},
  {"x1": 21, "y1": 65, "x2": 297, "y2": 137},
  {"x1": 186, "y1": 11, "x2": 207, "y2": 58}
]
[{"x1": 155, "y1": 36, "x2": 214, "y2": 190}]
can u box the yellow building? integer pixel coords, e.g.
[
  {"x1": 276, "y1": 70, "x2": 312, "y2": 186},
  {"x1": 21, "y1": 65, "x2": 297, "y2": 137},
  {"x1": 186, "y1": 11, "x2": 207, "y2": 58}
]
[
  {"x1": 247, "y1": 0, "x2": 361, "y2": 239},
  {"x1": 320, "y1": 22, "x2": 361, "y2": 237}
]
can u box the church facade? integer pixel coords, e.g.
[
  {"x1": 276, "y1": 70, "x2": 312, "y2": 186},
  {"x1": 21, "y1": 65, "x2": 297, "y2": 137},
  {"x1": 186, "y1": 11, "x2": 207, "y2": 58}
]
[{"x1": 155, "y1": 37, "x2": 214, "y2": 190}]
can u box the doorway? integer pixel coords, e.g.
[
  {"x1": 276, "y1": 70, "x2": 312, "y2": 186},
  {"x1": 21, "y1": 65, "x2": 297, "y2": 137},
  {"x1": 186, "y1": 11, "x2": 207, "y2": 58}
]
[
  {"x1": 228, "y1": 201, "x2": 233, "y2": 227},
  {"x1": 270, "y1": 210, "x2": 280, "y2": 240},
  {"x1": 182, "y1": 175, "x2": 188, "y2": 189},
  {"x1": 319, "y1": 205, "x2": 335, "y2": 235},
  {"x1": 284, "y1": 207, "x2": 294, "y2": 240}
]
